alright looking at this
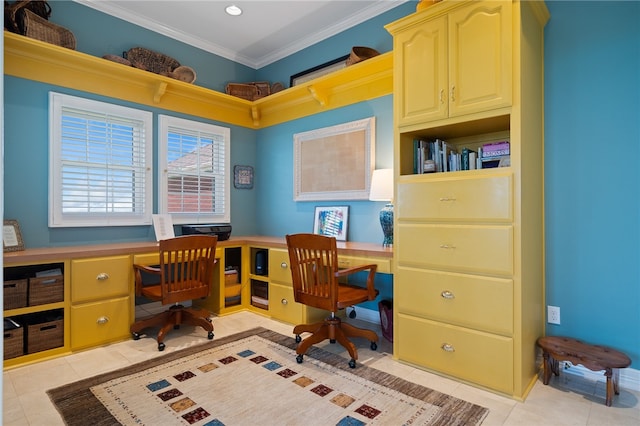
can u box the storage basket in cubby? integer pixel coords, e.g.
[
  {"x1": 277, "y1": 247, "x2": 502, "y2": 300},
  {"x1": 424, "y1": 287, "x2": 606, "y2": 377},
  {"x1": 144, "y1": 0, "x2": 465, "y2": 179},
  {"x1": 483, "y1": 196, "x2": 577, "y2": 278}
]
[
  {"x1": 26, "y1": 315, "x2": 63, "y2": 354},
  {"x1": 3, "y1": 278, "x2": 28, "y2": 310},
  {"x1": 28, "y1": 274, "x2": 64, "y2": 306},
  {"x1": 3, "y1": 325, "x2": 24, "y2": 359}
]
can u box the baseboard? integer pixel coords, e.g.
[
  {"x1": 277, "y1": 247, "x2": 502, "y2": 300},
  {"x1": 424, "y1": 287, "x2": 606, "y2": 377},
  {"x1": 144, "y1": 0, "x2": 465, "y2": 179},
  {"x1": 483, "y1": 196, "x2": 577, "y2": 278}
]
[
  {"x1": 559, "y1": 361, "x2": 640, "y2": 392},
  {"x1": 348, "y1": 306, "x2": 381, "y2": 325}
]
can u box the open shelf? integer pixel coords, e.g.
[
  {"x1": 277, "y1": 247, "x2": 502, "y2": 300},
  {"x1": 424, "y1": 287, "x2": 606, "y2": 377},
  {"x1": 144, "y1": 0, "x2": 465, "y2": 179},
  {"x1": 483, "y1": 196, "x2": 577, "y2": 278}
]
[{"x1": 5, "y1": 32, "x2": 392, "y2": 129}]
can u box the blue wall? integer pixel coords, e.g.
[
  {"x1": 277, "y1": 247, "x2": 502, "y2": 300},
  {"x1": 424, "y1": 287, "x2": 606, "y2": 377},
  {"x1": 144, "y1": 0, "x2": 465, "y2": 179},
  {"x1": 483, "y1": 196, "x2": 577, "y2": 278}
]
[
  {"x1": 3, "y1": 1, "x2": 639, "y2": 365},
  {"x1": 544, "y1": 1, "x2": 640, "y2": 366}
]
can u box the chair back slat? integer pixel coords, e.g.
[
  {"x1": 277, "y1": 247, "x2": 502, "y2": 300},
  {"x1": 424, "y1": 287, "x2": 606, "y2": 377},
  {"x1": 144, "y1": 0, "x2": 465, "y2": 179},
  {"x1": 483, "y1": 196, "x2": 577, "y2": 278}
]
[{"x1": 159, "y1": 235, "x2": 218, "y2": 305}]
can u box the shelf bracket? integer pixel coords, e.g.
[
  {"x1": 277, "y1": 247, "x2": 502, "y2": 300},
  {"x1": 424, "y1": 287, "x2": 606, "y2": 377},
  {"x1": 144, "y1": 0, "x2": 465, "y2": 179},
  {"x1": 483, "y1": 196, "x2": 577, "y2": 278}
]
[
  {"x1": 307, "y1": 85, "x2": 327, "y2": 107},
  {"x1": 153, "y1": 81, "x2": 168, "y2": 103},
  {"x1": 251, "y1": 105, "x2": 260, "y2": 126}
]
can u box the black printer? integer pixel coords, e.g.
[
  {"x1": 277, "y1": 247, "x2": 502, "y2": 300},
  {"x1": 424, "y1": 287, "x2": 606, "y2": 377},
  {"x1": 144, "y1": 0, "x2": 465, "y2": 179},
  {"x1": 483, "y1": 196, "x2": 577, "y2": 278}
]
[{"x1": 181, "y1": 224, "x2": 232, "y2": 241}]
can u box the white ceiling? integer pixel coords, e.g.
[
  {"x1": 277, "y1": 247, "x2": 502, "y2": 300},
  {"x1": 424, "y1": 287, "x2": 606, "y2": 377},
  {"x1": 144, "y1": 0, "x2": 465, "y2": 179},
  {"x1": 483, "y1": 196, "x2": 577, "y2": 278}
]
[{"x1": 76, "y1": 0, "x2": 407, "y2": 69}]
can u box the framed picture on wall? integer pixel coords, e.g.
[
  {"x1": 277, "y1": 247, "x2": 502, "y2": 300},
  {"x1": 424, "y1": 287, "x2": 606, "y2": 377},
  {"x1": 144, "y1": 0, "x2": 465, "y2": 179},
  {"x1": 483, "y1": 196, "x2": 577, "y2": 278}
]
[{"x1": 313, "y1": 206, "x2": 349, "y2": 241}]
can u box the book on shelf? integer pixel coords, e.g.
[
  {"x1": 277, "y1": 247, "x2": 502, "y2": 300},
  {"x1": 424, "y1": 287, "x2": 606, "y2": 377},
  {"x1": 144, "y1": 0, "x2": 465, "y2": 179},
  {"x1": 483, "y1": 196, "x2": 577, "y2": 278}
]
[{"x1": 481, "y1": 141, "x2": 510, "y2": 158}]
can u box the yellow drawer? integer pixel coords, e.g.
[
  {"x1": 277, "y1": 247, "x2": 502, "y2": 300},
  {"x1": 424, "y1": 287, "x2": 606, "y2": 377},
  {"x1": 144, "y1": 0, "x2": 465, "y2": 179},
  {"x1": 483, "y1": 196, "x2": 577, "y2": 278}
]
[
  {"x1": 71, "y1": 296, "x2": 130, "y2": 350},
  {"x1": 268, "y1": 249, "x2": 292, "y2": 284},
  {"x1": 397, "y1": 224, "x2": 513, "y2": 275},
  {"x1": 397, "y1": 314, "x2": 513, "y2": 394},
  {"x1": 269, "y1": 283, "x2": 302, "y2": 324},
  {"x1": 338, "y1": 255, "x2": 391, "y2": 274},
  {"x1": 396, "y1": 267, "x2": 513, "y2": 335},
  {"x1": 397, "y1": 174, "x2": 512, "y2": 222},
  {"x1": 71, "y1": 255, "x2": 130, "y2": 303}
]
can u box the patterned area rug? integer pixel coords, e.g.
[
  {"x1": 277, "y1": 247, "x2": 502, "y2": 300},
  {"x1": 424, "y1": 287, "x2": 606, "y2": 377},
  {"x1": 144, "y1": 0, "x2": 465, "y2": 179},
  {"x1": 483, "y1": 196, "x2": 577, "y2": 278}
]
[{"x1": 48, "y1": 327, "x2": 488, "y2": 425}]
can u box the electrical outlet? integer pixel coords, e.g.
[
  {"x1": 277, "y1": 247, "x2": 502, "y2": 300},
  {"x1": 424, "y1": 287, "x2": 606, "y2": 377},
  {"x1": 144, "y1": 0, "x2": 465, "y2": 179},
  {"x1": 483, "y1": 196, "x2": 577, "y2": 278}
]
[{"x1": 547, "y1": 305, "x2": 561, "y2": 325}]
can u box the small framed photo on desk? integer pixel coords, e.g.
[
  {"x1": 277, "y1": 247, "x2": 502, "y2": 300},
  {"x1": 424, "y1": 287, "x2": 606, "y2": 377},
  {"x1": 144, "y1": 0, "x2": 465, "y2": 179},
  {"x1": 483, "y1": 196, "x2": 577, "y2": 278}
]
[
  {"x1": 3, "y1": 219, "x2": 25, "y2": 252},
  {"x1": 313, "y1": 206, "x2": 349, "y2": 241}
]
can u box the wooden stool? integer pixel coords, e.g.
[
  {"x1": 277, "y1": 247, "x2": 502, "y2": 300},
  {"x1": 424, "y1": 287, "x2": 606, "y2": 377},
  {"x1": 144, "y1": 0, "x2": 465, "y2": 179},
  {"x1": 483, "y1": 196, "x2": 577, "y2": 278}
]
[{"x1": 537, "y1": 336, "x2": 631, "y2": 406}]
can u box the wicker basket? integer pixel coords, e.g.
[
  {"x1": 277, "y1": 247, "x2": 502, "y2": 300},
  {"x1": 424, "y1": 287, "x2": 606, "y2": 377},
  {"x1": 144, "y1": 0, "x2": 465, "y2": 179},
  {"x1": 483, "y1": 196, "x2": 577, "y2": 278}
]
[
  {"x1": 21, "y1": 8, "x2": 76, "y2": 49},
  {"x1": 346, "y1": 46, "x2": 380, "y2": 66},
  {"x1": 4, "y1": 326, "x2": 24, "y2": 359},
  {"x1": 4, "y1": 279, "x2": 28, "y2": 310},
  {"x1": 126, "y1": 47, "x2": 180, "y2": 75},
  {"x1": 26, "y1": 317, "x2": 63, "y2": 354},
  {"x1": 28, "y1": 274, "x2": 64, "y2": 306},
  {"x1": 226, "y1": 81, "x2": 271, "y2": 101}
]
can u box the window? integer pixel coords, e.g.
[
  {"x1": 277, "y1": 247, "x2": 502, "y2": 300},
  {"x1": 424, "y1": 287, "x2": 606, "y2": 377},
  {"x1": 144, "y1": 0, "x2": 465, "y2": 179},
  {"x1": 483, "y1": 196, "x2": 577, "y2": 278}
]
[
  {"x1": 49, "y1": 92, "x2": 153, "y2": 227},
  {"x1": 158, "y1": 115, "x2": 230, "y2": 224}
]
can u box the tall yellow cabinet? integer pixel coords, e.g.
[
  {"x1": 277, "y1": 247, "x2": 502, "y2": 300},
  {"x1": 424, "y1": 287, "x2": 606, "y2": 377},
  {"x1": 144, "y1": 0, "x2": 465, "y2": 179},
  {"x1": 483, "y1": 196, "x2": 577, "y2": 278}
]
[{"x1": 386, "y1": 0, "x2": 549, "y2": 400}]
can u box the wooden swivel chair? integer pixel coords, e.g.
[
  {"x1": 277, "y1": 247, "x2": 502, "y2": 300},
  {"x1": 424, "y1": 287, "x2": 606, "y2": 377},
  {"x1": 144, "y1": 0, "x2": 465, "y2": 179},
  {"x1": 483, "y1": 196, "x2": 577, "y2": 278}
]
[
  {"x1": 286, "y1": 233, "x2": 379, "y2": 368},
  {"x1": 130, "y1": 235, "x2": 218, "y2": 351}
]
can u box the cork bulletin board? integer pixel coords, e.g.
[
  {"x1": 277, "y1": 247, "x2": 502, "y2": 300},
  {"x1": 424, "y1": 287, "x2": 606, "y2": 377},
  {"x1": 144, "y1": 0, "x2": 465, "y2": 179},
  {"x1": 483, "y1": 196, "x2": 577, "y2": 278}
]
[{"x1": 293, "y1": 117, "x2": 375, "y2": 201}]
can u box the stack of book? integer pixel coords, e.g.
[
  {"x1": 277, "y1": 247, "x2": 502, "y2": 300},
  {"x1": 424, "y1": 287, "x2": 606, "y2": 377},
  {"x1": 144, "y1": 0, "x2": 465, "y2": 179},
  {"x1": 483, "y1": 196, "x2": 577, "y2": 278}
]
[{"x1": 479, "y1": 141, "x2": 510, "y2": 168}]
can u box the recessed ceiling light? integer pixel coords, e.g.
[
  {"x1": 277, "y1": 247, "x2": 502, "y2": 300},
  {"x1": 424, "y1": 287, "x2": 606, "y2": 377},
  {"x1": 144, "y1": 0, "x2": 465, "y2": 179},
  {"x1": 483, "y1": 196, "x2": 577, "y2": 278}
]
[{"x1": 225, "y1": 5, "x2": 242, "y2": 16}]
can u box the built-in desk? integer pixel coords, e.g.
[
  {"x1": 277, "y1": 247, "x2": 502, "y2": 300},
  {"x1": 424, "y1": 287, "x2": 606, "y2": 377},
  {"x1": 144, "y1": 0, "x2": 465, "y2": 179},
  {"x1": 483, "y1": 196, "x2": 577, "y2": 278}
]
[{"x1": 3, "y1": 236, "x2": 392, "y2": 368}]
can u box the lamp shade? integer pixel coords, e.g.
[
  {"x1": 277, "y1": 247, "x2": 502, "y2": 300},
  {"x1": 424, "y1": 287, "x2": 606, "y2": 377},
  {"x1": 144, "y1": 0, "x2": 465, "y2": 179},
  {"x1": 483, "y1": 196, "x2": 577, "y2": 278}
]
[{"x1": 369, "y1": 169, "x2": 393, "y2": 201}]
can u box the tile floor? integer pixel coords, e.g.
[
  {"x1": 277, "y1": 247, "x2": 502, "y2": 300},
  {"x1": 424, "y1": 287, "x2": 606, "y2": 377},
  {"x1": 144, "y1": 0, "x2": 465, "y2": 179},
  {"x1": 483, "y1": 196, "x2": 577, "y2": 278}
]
[{"x1": 3, "y1": 308, "x2": 639, "y2": 425}]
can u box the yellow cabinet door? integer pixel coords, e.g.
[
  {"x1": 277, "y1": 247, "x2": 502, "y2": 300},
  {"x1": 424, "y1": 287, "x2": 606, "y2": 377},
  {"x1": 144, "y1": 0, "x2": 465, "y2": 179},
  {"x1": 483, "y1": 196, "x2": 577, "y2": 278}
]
[
  {"x1": 71, "y1": 296, "x2": 130, "y2": 350},
  {"x1": 397, "y1": 314, "x2": 513, "y2": 394},
  {"x1": 71, "y1": 255, "x2": 130, "y2": 303},
  {"x1": 396, "y1": 267, "x2": 513, "y2": 335},
  {"x1": 395, "y1": 14, "x2": 447, "y2": 126},
  {"x1": 448, "y1": 1, "x2": 512, "y2": 116}
]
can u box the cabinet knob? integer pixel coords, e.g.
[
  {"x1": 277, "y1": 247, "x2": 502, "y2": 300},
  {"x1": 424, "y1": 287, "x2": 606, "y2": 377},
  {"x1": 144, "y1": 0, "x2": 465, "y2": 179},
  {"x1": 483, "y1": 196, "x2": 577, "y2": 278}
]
[
  {"x1": 441, "y1": 290, "x2": 455, "y2": 299},
  {"x1": 281, "y1": 298, "x2": 288, "y2": 305},
  {"x1": 441, "y1": 343, "x2": 455, "y2": 352},
  {"x1": 96, "y1": 273, "x2": 110, "y2": 281},
  {"x1": 96, "y1": 316, "x2": 109, "y2": 325},
  {"x1": 280, "y1": 262, "x2": 288, "y2": 269}
]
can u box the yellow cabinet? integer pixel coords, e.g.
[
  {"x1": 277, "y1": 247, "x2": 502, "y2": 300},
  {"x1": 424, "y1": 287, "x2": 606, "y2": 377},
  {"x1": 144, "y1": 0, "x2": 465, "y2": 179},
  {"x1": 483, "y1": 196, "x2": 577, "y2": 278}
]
[
  {"x1": 390, "y1": 0, "x2": 512, "y2": 127},
  {"x1": 387, "y1": 0, "x2": 549, "y2": 400},
  {"x1": 70, "y1": 255, "x2": 131, "y2": 350},
  {"x1": 267, "y1": 249, "x2": 326, "y2": 325}
]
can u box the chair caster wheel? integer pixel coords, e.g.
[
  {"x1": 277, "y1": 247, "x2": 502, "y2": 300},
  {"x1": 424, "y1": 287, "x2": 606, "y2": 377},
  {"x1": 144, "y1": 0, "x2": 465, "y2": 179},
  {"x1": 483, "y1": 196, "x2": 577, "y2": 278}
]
[
  {"x1": 295, "y1": 335, "x2": 302, "y2": 343},
  {"x1": 296, "y1": 354, "x2": 304, "y2": 364},
  {"x1": 208, "y1": 331, "x2": 214, "y2": 340},
  {"x1": 132, "y1": 332, "x2": 140, "y2": 341},
  {"x1": 371, "y1": 341, "x2": 378, "y2": 351},
  {"x1": 158, "y1": 342, "x2": 165, "y2": 351},
  {"x1": 349, "y1": 359, "x2": 356, "y2": 369}
]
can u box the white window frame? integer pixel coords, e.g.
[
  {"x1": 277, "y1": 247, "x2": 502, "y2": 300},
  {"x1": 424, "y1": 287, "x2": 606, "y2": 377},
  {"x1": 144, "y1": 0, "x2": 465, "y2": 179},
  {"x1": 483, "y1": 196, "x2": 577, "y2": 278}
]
[
  {"x1": 49, "y1": 92, "x2": 153, "y2": 227},
  {"x1": 158, "y1": 115, "x2": 230, "y2": 224}
]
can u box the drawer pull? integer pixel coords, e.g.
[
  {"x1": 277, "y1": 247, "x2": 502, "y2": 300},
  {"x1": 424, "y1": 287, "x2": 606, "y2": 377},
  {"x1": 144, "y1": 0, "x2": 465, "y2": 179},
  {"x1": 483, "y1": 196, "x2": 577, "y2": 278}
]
[
  {"x1": 439, "y1": 197, "x2": 456, "y2": 202},
  {"x1": 281, "y1": 298, "x2": 288, "y2": 305},
  {"x1": 96, "y1": 273, "x2": 110, "y2": 281},
  {"x1": 441, "y1": 343, "x2": 455, "y2": 352},
  {"x1": 280, "y1": 262, "x2": 288, "y2": 269},
  {"x1": 439, "y1": 244, "x2": 456, "y2": 250},
  {"x1": 441, "y1": 290, "x2": 455, "y2": 299},
  {"x1": 96, "y1": 316, "x2": 109, "y2": 325}
]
